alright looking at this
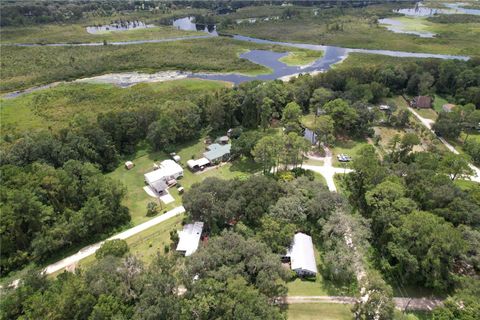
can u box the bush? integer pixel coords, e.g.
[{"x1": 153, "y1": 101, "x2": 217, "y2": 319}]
[
  {"x1": 95, "y1": 239, "x2": 129, "y2": 259},
  {"x1": 146, "y1": 202, "x2": 159, "y2": 217}
]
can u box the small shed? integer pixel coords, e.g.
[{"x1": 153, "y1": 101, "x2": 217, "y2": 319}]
[
  {"x1": 442, "y1": 103, "x2": 456, "y2": 113},
  {"x1": 379, "y1": 105, "x2": 391, "y2": 111},
  {"x1": 125, "y1": 161, "x2": 134, "y2": 170},
  {"x1": 173, "y1": 155, "x2": 181, "y2": 162}
]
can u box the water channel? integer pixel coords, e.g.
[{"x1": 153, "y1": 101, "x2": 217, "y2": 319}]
[{"x1": 2, "y1": 12, "x2": 472, "y2": 97}]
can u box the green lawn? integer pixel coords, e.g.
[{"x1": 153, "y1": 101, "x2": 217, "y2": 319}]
[
  {"x1": 433, "y1": 94, "x2": 450, "y2": 113},
  {"x1": 279, "y1": 49, "x2": 324, "y2": 66},
  {"x1": 415, "y1": 108, "x2": 438, "y2": 121},
  {"x1": 287, "y1": 303, "x2": 353, "y2": 320},
  {"x1": 331, "y1": 139, "x2": 370, "y2": 168}
]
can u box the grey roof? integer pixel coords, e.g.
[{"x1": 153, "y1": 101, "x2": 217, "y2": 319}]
[
  {"x1": 286, "y1": 233, "x2": 317, "y2": 275},
  {"x1": 204, "y1": 143, "x2": 231, "y2": 161},
  {"x1": 151, "y1": 179, "x2": 167, "y2": 192}
]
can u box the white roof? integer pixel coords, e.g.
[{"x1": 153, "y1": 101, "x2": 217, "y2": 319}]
[
  {"x1": 287, "y1": 233, "x2": 317, "y2": 274},
  {"x1": 187, "y1": 157, "x2": 210, "y2": 168},
  {"x1": 144, "y1": 159, "x2": 183, "y2": 184},
  {"x1": 176, "y1": 222, "x2": 204, "y2": 256}
]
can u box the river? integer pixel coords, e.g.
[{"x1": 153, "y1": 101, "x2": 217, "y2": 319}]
[{"x1": 1, "y1": 16, "x2": 471, "y2": 97}]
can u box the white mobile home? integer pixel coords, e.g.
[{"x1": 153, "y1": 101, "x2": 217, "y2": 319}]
[
  {"x1": 285, "y1": 233, "x2": 318, "y2": 277},
  {"x1": 144, "y1": 159, "x2": 183, "y2": 193},
  {"x1": 176, "y1": 222, "x2": 204, "y2": 256}
]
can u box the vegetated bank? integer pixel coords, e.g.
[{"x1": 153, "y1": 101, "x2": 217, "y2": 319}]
[
  {"x1": 0, "y1": 37, "x2": 319, "y2": 93},
  {"x1": 221, "y1": 4, "x2": 480, "y2": 57}
]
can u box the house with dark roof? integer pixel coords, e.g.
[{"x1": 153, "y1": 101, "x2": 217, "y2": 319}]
[{"x1": 411, "y1": 96, "x2": 433, "y2": 109}]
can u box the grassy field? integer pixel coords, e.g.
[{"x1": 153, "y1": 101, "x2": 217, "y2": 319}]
[
  {"x1": 279, "y1": 50, "x2": 324, "y2": 66},
  {"x1": 0, "y1": 79, "x2": 229, "y2": 135},
  {"x1": 0, "y1": 37, "x2": 306, "y2": 93},
  {"x1": 415, "y1": 108, "x2": 438, "y2": 121},
  {"x1": 336, "y1": 52, "x2": 430, "y2": 70},
  {"x1": 287, "y1": 303, "x2": 353, "y2": 320},
  {"x1": 223, "y1": 7, "x2": 480, "y2": 57},
  {"x1": 0, "y1": 24, "x2": 199, "y2": 44},
  {"x1": 331, "y1": 139, "x2": 370, "y2": 168}
]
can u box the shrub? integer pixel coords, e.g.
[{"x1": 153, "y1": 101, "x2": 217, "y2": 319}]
[{"x1": 95, "y1": 239, "x2": 129, "y2": 259}]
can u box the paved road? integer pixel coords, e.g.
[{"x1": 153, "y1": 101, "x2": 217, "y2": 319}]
[
  {"x1": 286, "y1": 296, "x2": 443, "y2": 311},
  {"x1": 43, "y1": 206, "x2": 185, "y2": 275},
  {"x1": 408, "y1": 107, "x2": 480, "y2": 182}
]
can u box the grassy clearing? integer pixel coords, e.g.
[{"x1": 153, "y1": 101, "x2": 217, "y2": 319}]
[
  {"x1": 433, "y1": 94, "x2": 450, "y2": 113},
  {"x1": 1, "y1": 79, "x2": 229, "y2": 135},
  {"x1": 279, "y1": 49, "x2": 324, "y2": 66},
  {"x1": 331, "y1": 139, "x2": 370, "y2": 168},
  {"x1": 0, "y1": 24, "x2": 199, "y2": 44},
  {"x1": 0, "y1": 38, "x2": 299, "y2": 93},
  {"x1": 415, "y1": 108, "x2": 438, "y2": 121},
  {"x1": 287, "y1": 303, "x2": 353, "y2": 320},
  {"x1": 337, "y1": 53, "x2": 428, "y2": 70}
]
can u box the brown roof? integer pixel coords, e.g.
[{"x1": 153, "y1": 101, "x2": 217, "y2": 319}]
[{"x1": 413, "y1": 96, "x2": 432, "y2": 109}]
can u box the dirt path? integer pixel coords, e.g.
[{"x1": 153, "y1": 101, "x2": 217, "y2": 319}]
[
  {"x1": 286, "y1": 296, "x2": 443, "y2": 311},
  {"x1": 408, "y1": 107, "x2": 480, "y2": 182}
]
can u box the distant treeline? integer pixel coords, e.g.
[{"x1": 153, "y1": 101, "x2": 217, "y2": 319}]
[{"x1": 1, "y1": 0, "x2": 416, "y2": 26}]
